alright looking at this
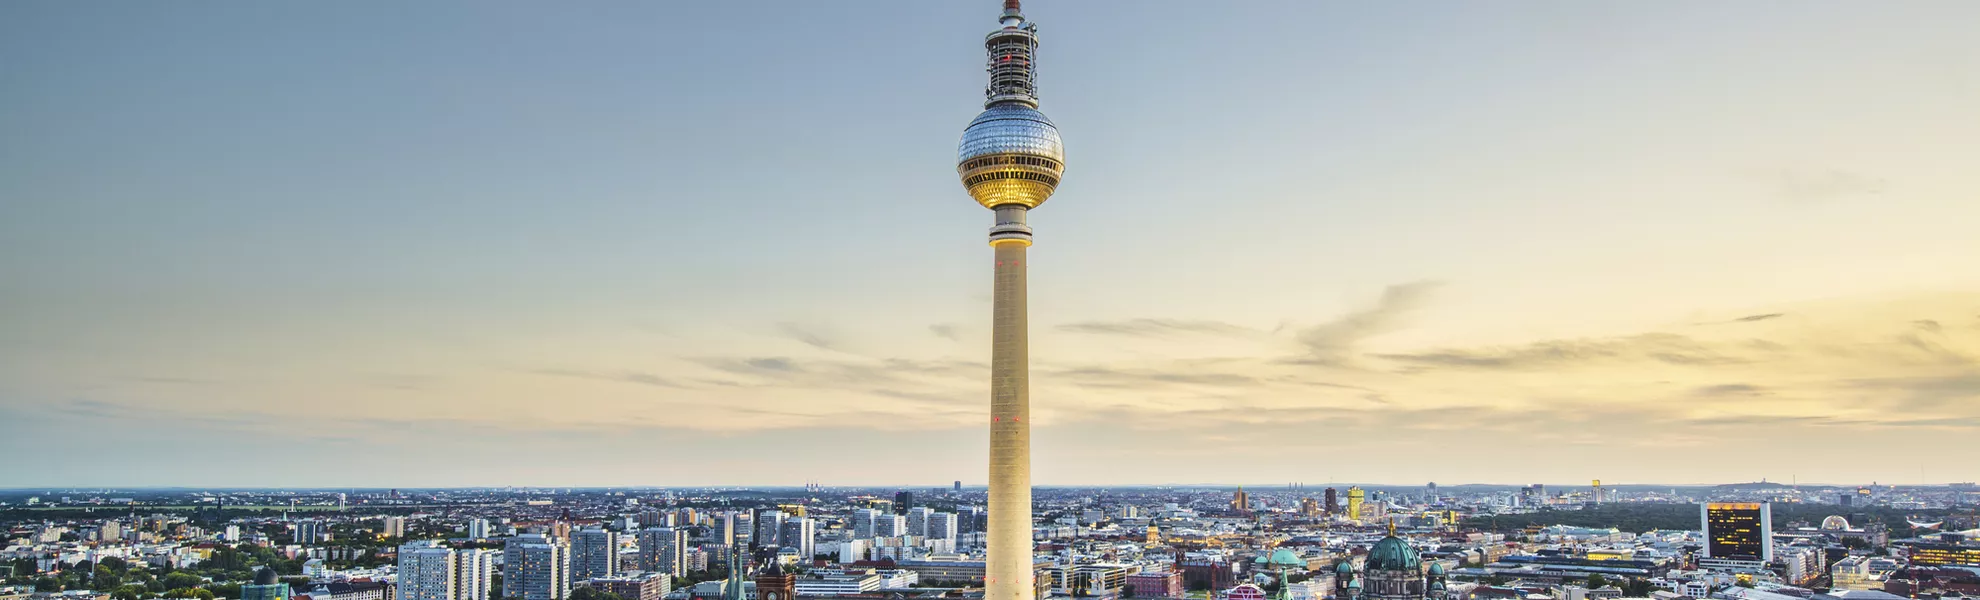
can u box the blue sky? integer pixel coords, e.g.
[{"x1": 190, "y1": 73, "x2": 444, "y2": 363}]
[{"x1": 3, "y1": 1, "x2": 1978, "y2": 487}]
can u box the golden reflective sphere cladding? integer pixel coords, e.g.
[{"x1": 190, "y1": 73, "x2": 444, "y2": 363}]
[{"x1": 958, "y1": 105, "x2": 1065, "y2": 209}]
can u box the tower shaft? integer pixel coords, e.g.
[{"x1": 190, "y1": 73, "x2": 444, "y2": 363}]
[{"x1": 986, "y1": 233, "x2": 1032, "y2": 600}]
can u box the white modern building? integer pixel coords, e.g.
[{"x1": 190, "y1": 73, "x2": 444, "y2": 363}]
[
  {"x1": 382, "y1": 517, "x2": 407, "y2": 539},
  {"x1": 795, "y1": 572, "x2": 882, "y2": 596},
  {"x1": 398, "y1": 541, "x2": 492, "y2": 600}
]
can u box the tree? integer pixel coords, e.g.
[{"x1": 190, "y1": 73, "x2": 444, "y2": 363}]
[
  {"x1": 114, "y1": 583, "x2": 150, "y2": 600},
  {"x1": 1585, "y1": 575, "x2": 1609, "y2": 589},
  {"x1": 1484, "y1": 574, "x2": 1509, "y2": 587},
  {"x1": 11, "y1": 557, "x2": 40, "y2": 576},
  {"x1": 37, "y1": 576, "x2": 64, "y2": 592},
  {"x1": 570, "y1": 587, "x2": 626, "y2": 600},
  {"x1": 95, "y1": 565, "x2": 126, "y2": 591},
  {"x1": 163, "y1": 573, "x2": 206, "y2": 590},
  {"x1": 165, "y1": 588, "x2": 217, "y2": 599},
  {"x1": 1622, "y1": 578, "x2": 1656, "y2": 597}
]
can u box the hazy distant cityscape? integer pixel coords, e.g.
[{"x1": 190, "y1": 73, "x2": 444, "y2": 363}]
[{"x1": 5, "y1": 483, "x2": 1980, "y2": 600}]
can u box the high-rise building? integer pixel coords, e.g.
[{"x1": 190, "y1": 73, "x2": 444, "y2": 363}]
[
  {"x1": 296, "y1": 520, "x2": 326, "y2": 545},
  {"x1": 778, "y1": 518, "x2": 816, "y2": 560},
  {"x1": 954, "y1": 481, "x2": 963, "y2": 493},
  {"x1": 1347, "y1": 487, "x2": 1367, "y2": 521},
  {"x1": 1299, "y1": 498, "x2": 1321, "y2": 517},
  {"x1": 733, "y1": 512, "x2": 754, "y2": 544},
  {"x1": 711, "y1": 513, "x2": 738, "y2": 546},
  {"x1": 1232, "y1": 487, "x2": 1250, "y2": 512},
  {"x1": 382, "y1": 517, "x2": 407, "y2": 539},
  {"x1": 876, "y1": 515, "x2": 907, "y2": 538},
  {"x1": 906, "y1": 507, "x2": 936, "y2": 538},
  {"x1": 467, "y1": 519, "x2": 491, "y2": 540},
  {"x1": 1324, "y1": 488, "x2": 1339, "y2": 515},
  {"x1": 851, "y1": 509, "x2": 880, "y2": 540},
  {"x1": 894, "y1": 492, "x2": 916, "y2": 515},
  {"x1": 1700, "y1": 502, "x2": 1773, "y2": 572},
  {"x1": 224, "y1": 524, "x2": 242, "y2": 542},
  {"x1": 957, "y1": 6, "x2": 1063, "y2": 600},
  {"x1": 571, "y1": 527, "x2": 619, "y2": 581},
  {"x1": 504, "y1": 533, "x2": 571, "y2": 600},
  {"x1": 585, "y1": 574, "x2": 670, "y2": 600},
  {"x1": 756, "y1": 510, "x2": 787, "y2": 547},
  {"x1": 638, "y1": 511, "x2": 673, "y2": 528},
  {"x1": 674, "y1": 508, "x2": 698, "y2": 527},
  {"x1": 637, "y1": 527, "x2": 686, "y2": 576},
  {"x1": 399, "y1": 541, "x2": 492, "y2": 600},
  {"x1": 927, "y1": 513, "x2": 959, "y2": 543},
  {"x1": 457, "y1": 549, "x2": 493, "y2": 600}
]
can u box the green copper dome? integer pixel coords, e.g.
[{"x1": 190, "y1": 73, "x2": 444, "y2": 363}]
[
  {"x1": 1335, "y1": 561, "x2": 1356, "y2": 575},
  {"x1": 1428, "y1": 562, "x2": 1445, "y2": 576},
  {"x1": 1364, "y1": 536, "x2": 1421, "y2": 572},
  {"x1": 1256, "y1": 549, "x2": 1304, "y2": 567}
]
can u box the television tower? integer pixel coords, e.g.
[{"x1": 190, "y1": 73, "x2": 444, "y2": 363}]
[{"x1": 956, "y1": 2, "x2": 1064, "y2": 600}]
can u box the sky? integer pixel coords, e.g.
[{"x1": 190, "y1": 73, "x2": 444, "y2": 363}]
[{"x1": 2, "y1": 1, "x2": 1978, "y2": 488}]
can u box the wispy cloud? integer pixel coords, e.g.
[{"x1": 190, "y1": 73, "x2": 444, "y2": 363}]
[
  {"x1": 1293, "y1": 281, "x2": 1440, "y2": 363},
  {"x1": 1770, "y1": 167, "x2": 1890, "y2": 203},
  {"x1": 1376, "y1": 333, "x2": 1746, "y2": 370},
  {"x1": 1057, "y1": 318, "x2": 1258, "y2": 338},
  {"x1": 929, "y1": 324, "x2": 960, "y2": 341},
  {"x1": 776, "y1": 322, "x2": 839, "y2": 351},
  {"x1": 527, "y1": 368, "x2": 690, "y2": 389},
  {"x1": 1693, "y1": 383, "x2": 1767, "y2": 396}
]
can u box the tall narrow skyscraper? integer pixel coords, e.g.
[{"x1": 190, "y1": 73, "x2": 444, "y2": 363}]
[
  {"x1": 571, "y1": 526, "x2": 619, "y2": 580},
  {"x1": 956, "y1": 3, "x2": 1064, "y2": 600}
]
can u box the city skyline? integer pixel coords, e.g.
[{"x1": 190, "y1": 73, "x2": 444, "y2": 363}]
[{"x1": 4, "y1": 0, "x2": 1980, "y2": 488}]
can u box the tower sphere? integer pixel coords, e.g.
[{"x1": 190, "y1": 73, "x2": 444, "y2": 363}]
[{"x1": 957, "y1": 104, "x2": 1065, "y2": 210}]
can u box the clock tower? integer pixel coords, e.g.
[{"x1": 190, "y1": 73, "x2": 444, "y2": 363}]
[{"x1": 755, "y1": 559, "x2": 795, "y2": 600}]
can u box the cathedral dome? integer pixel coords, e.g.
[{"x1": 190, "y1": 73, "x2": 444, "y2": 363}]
[
  {"x1": 1364, "y1": 536, "x2": 1421, "y2": 572},
  {"x1": 1257, "y1": 549, "x2": 1304, "y2": 568},
  {"x1": 1821, "y1": 515, "x2": 1851, "y2": 530},
  {"x1": 1336, "y1": 560, "x2": 1356, "y2": 575},
  {"x1": 1428, "y1": 563, "x2": 1444, "y2": 576}
]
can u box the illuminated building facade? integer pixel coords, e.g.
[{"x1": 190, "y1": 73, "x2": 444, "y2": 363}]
[
  {"x1": 1904, "y1": 542, "x2": 1980, "y2": 567},
  {"x1": 1347, "y1": 487, "x2": 1366, "y2": 521},
  {"x1": 1699, "y1": 502, "x2": 1772, "y2": 572}
]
